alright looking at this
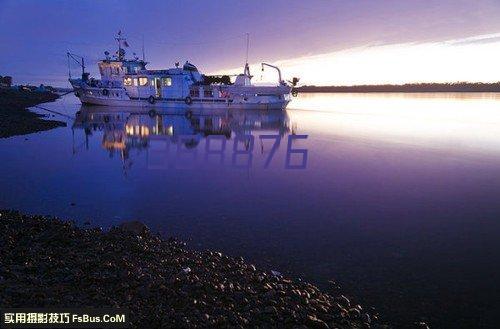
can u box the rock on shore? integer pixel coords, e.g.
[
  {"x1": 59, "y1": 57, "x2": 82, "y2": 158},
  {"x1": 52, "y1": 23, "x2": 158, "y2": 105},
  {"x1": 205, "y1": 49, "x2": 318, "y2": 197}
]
[
  {"x1": 0, "y1": 89, "x2": 65, "y2": 138},
  {"x1": 0, "y1": 210, "x2": 386, "y2": 328}
]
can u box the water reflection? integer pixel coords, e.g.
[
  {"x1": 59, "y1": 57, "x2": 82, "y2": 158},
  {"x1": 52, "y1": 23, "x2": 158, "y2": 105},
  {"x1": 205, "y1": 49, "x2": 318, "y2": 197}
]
[
  {"x1": 288, "y1": 92, "x2": 500, "y2": 158},
  {"x1": 5, "y1": 93, "x2": 500, "y2": 327},
  {"x1": 72, "y1": 106, "x2": 307, "y2": 172}
]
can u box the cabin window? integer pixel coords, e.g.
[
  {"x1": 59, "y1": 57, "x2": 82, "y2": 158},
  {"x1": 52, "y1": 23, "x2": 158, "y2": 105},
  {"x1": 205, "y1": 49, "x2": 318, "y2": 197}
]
[
  {"x1": 138, "y1": 77, "x2": 148, "y2": 86},
  {"x1": 204, "y1": 89, "x2": 213, "y2": 97},
  {"x1": 190, "y1": 88, "x2": 200, "y2": 97},
  {"x1": 133, "y1": 78, "x2": 139, "y2": 86},
  {"x1": 123, "y1": 77, "x2": 133, "y2": 86},
  {"x1": 161, "y1": 77, "x2": 172, "y2": 86}
]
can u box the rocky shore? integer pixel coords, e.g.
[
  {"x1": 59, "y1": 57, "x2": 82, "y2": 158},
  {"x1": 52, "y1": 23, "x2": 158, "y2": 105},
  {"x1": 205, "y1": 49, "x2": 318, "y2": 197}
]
[
  {"x1": 0, "y1": 89, "x2": 65, "y2": 138},
  {"x1": 0, "y1": 210, "x2": 385, "y2": 328}
]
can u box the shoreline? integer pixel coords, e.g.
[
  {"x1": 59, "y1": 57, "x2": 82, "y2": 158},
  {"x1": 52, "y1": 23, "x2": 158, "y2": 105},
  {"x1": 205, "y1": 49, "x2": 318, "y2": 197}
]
[
  {"x1": 294, "y1": 83, "x2": 500, "y2": 94},
  {"x1": 295, "y1": 90, "x2": 500, "y2": 94},
  {"x1": 0, "y1": 210, "x2": 385, "y2": 328},
  {"x1": 0, "y1": 89, "x2": 66, "y2": 139}
]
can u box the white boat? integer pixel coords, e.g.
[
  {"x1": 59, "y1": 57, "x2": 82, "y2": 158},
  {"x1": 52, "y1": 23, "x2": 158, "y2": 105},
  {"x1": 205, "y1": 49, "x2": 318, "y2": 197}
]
[{"x1": 68, "y1": 32, "x2": 296, "y2": 111}]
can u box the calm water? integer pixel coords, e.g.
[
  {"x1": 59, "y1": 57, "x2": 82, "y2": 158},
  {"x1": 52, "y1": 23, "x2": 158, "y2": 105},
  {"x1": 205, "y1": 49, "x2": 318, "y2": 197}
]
[{"x1": 2, "y1": 93, "x2": 500, "y2": 328}]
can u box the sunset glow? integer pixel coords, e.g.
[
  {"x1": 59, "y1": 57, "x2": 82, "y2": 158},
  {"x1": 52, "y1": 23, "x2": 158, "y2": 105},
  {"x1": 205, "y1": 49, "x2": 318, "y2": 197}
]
[
  {"x1": 217, "y1": 33, "x2": 500, "y2": 86},
  {"x1": 3, "y1": 1, "x2": 500, "y2": 86}
]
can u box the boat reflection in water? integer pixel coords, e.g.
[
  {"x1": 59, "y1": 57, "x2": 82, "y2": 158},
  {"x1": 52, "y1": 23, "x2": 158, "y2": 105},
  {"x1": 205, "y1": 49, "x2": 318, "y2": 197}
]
[{"x1": 72, "y1": 106, "x2": 306, "y2": 173}]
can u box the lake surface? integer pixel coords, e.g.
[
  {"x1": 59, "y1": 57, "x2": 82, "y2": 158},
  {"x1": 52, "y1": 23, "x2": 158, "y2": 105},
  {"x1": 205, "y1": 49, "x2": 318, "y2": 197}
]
[{"x1": 2, "y1": 93, "x2": 500, "y2": 328}]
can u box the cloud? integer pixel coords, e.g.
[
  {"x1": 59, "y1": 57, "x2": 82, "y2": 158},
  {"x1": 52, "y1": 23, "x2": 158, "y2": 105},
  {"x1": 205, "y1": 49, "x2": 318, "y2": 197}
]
[{"x1": 445, "y1": 32, "x2": 500, "y2": 45}]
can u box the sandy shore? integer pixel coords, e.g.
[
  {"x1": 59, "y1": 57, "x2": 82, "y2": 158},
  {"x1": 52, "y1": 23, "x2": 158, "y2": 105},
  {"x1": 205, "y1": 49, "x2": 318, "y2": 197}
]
[
  {"x1": 0, "y1": 210, "x2": 387, "y2": 328},
  {"x1": 0, "y1": 89, "x2": 65, "y2": 138}
]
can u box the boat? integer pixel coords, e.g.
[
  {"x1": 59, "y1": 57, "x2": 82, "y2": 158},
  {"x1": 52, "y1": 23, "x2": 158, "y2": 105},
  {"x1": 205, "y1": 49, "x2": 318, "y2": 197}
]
[{"x1": 68, "y1": 32, "x2": 297, "y2": 111}]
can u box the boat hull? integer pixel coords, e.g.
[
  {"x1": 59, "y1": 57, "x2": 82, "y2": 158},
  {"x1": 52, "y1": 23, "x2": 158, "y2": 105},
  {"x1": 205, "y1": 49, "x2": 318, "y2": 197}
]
[{"x1": 78, "y1": 94, "x2": 290, "y2": 111}]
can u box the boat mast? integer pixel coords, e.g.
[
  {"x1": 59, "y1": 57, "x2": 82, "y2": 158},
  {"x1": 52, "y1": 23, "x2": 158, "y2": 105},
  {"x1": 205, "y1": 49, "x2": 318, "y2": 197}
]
[
  {"x1": 245, "y1": 33, "x2": 249, "y2": 65},
  {"x1": 244, "y1": 33, "x2": 250, "y2": 76},
  {"x1": 142, "y1": 34, "x2": 146, "y2": 62},
  {"x1": 66, "y1": 52, "x2": 85, "y2": 79},
  {"x1": 115, "y1": 30, "x2": 125, "y2": 61}
]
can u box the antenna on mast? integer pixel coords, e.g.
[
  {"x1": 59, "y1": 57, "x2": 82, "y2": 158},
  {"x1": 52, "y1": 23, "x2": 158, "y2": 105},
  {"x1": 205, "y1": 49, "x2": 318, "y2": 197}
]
[
  {"x1": 245, "y1": 33, "x2": 250, "y2": 65},
  {"x1": 142, "y1": 34, "x2": 146, "y2": 61}
]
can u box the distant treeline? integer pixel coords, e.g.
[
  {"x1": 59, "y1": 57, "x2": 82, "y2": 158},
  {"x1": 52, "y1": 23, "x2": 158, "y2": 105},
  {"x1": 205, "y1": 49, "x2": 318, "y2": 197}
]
[{"x1": 294, "y1": 82, "x2": 500, "y2": 93}]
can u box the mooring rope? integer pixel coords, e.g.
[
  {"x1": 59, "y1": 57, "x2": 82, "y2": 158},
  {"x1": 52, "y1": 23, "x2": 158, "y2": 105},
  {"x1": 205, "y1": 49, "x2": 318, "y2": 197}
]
[{"x1": 33, "y1": 105, "x2": 75, "y2": 120}]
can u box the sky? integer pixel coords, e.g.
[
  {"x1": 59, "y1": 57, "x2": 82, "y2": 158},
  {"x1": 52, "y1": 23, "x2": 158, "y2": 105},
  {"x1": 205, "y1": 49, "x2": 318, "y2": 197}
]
[{"x1": 1, "y1": 0, "x2": 500, "y2": 86}]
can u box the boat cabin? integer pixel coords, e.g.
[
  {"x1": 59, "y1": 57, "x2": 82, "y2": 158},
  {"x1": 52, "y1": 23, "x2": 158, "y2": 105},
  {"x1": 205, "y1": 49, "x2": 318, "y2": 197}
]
[
  {"x1": 122, "y1": 70, "x2": 188, "y2": 99},
  {"x1": 120, "y1": 62, "x2": 206, "y2": 100},
  {"x1": 98, "y1": 59, "x2": 147, "y2": 84}
]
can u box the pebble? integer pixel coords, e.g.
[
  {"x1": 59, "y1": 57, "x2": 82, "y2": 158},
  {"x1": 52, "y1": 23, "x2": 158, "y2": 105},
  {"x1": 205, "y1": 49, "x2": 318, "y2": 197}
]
[
  {"x1": 337, "y1": 295, "x2": 350, "y2": 308},
  {"x1": 0, "y1": 210, "x2": 378, "y2": 328},
  {"x1": 306, "y1": 315, "x2": 330, "y2": 329}
]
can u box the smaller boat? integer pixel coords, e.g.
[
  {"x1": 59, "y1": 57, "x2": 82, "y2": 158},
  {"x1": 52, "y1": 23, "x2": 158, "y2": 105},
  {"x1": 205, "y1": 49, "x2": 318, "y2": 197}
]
[{"x1": 68, "y1": 32, "x2": 296, "y2": 111}]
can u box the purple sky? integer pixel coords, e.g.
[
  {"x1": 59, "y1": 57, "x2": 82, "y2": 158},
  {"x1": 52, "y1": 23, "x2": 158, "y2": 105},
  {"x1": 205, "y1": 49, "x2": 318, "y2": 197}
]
[{"x1": 1, "y1": 0, "x2": 500, "y2": 86}]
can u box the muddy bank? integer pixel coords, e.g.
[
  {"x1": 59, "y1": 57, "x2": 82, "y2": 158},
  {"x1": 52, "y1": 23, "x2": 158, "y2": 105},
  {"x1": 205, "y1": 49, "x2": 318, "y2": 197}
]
[
  {"x1": 0, "y1": 89, "x2": 66, "y2": 138},
  {"x1": 0, "y1": 210, "x2": 389, "y2": 328}
]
